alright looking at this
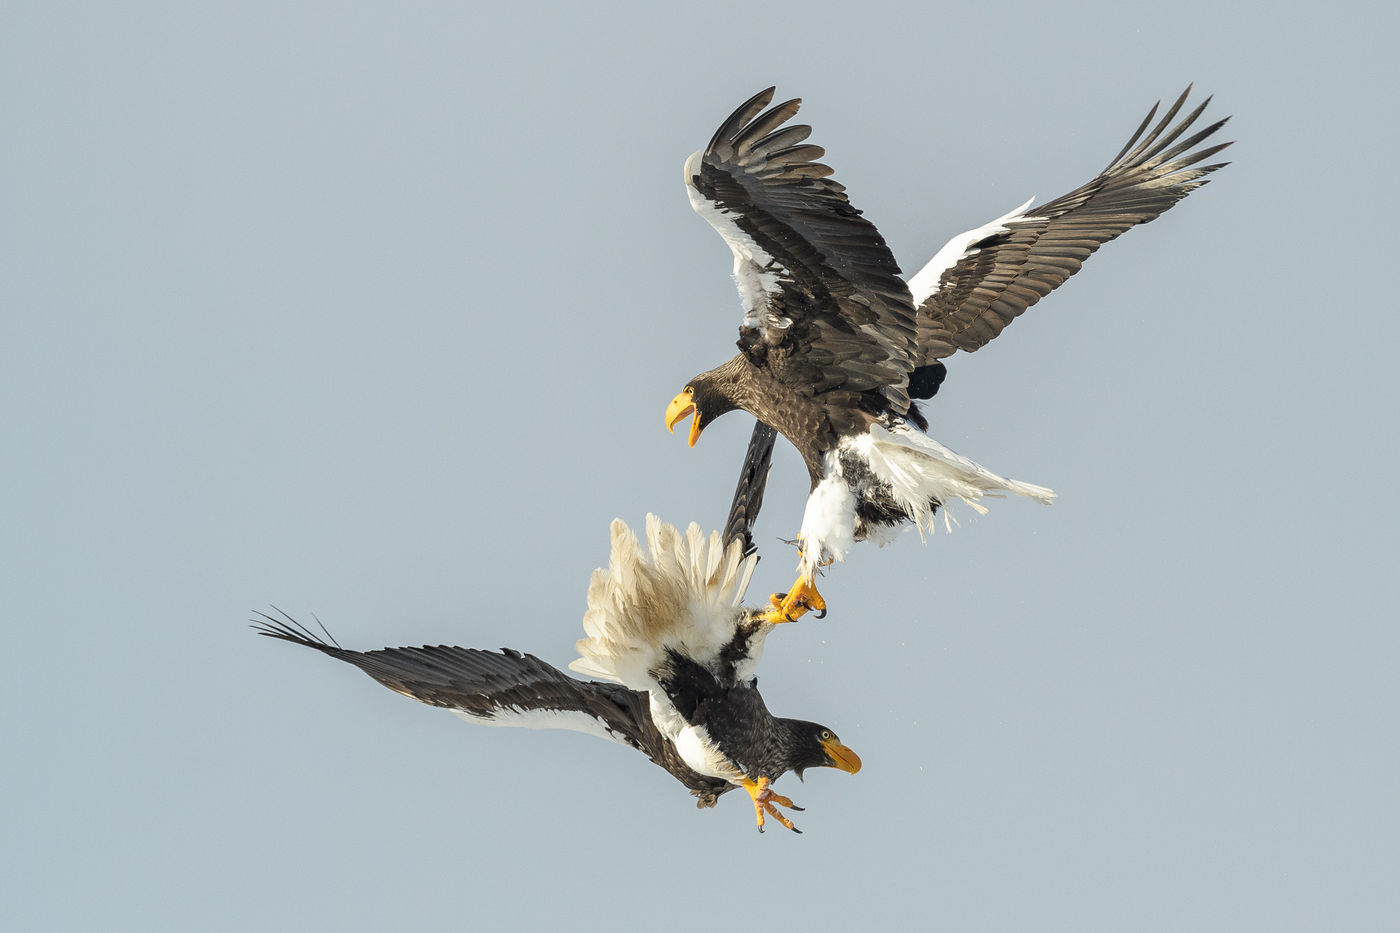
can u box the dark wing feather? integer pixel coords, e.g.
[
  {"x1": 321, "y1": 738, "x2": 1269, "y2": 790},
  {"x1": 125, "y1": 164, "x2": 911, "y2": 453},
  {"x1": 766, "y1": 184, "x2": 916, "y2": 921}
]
[
  {"x1": 910, "y1": 87, "x2": 1232, "y2": 362},
  {"x1": 688, "y1": 88, "x2": 919, "y2": 411},
  {"x1": 251, "y1": 610, "x2": 732, "y2": 804},
  {"x1": 721, "y1": 422, "x2": 778, "y2": 557}
]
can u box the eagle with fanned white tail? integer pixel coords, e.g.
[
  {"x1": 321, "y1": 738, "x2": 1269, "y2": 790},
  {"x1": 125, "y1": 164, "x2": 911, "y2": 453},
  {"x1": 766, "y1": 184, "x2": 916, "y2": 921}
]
[
  {"x1": 255, "y1": 424, "x2": 859, "y2": 832},
  {"x1": 568, "y1": 511, "x2": 859, "y2": 833},
  {"x1": 666, "y1": 86, "x2": 1231, "y2": 623}
]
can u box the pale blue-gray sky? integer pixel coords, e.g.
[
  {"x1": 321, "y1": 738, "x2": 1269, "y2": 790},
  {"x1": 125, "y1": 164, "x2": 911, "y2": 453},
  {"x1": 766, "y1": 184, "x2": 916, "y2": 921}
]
[{"x1": 4, "y1": 2, "x2": 1396, "y2": 930}]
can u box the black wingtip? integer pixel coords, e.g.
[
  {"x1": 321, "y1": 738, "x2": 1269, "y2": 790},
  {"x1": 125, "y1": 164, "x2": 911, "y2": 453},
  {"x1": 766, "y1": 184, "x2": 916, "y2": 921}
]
[
  {"x1": 708, "y1": 87, "x2": 778, "y2": 151},
  {"x1": 1104, "y1": 85, "x2": 1227, "y2": 175},
  {"x1": 250, "y1": 606, "x2": 340, "y2": 653},
  {"x1": 309, "y1": 612, "x2": 342, "y2": 650}
]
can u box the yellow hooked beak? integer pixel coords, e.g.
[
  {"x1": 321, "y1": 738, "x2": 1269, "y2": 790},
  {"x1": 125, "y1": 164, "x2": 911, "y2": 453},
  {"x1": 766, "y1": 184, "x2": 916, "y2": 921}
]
[
  {"x1": 822, "y1": 734, "x2": 862, "y2": 775},
  {"x1": 665, "y1": 389, "x2": 702, "y2": 447}
]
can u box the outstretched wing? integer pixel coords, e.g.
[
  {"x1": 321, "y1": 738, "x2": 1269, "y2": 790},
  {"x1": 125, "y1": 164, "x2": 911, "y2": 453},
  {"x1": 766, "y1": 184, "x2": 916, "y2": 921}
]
[
  {"x1": 252, "y1": 610, "x2": 732, "y2": 804},
  {"x1": 722, "y1": 421, "x2": 778, "y2": 557},
  {"x1": 907, "y1": 87, "x2": 1232, "y2": 362},
  {"x1": 686, "y1": 87, "x2": 919, "y2": 412}
]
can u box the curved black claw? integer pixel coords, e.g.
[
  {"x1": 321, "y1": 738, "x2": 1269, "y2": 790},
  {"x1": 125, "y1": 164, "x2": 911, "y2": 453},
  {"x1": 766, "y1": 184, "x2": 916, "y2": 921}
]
[
  {"x1": 790, "y1": 595, "x2": 827, "y2": 622},
  {"x1": 771, "y1": 592, "x2": 802, "y2": 624}
]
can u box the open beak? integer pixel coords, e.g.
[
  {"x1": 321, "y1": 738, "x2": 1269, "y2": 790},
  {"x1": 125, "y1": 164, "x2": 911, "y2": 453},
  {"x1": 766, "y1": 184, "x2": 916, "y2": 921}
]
[
  {"x1": 822, "y1": 736, "x2": 862, "y2": 775},
  {"x1": 665, "y1": 390, "x2": 702, "y2": 447}
]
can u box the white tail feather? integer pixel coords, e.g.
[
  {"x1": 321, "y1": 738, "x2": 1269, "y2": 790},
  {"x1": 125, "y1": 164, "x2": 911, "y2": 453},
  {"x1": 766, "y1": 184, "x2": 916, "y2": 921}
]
[
  {"x1": 568, "y1": 515, "x2": 757, "y2": 691},
  {"x1": 865, "y1": 423, "x2": 1055, "y2": 537}
]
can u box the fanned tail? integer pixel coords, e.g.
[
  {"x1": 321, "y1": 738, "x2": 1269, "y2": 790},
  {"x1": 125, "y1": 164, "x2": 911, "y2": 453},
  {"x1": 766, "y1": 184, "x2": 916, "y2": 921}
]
[
  {"x1": 866, "y1": 423, "x2": 1055, "y2": 535},
  {"x1": 569, "y1": 515, "x2": 756, "y2": 689}
]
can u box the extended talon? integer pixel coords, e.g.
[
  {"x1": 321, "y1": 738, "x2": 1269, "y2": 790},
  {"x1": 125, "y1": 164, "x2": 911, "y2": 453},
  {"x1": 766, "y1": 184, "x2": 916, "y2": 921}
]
[
  {"x1": 761, "y1": 576, "x2": 827, "y2": 625},
  {"x1": 744, "y1": 776, "x2": 803, "y2": 834},
  {"x1": 760, "y1": 801, "x2": 801, "y2": 834},
  {"x1": 764, "y1": 592, "x2": 795, "y2": 625}
]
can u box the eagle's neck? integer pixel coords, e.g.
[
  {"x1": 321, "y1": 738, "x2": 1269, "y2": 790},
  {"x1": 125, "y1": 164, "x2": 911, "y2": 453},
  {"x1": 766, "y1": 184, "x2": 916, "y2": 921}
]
[{"x1": 705, "y1": 355, "x2": 834, "y2": 481}]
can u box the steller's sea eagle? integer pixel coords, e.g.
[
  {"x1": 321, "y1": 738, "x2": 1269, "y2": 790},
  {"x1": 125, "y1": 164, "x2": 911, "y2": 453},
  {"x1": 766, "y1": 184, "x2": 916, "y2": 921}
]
[
  {"x1": 256, "y1": 427, "x2": 859, "y2": 832},
  {"x1": 568, "y1": 512, "x2": 859, "y2": 832},
  {"x1": 666, "y1": 86, "x2": 1231, "y2": 623}
]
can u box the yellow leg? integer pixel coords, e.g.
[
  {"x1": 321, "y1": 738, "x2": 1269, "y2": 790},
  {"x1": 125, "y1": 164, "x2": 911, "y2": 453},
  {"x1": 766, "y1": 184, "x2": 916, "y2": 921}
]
[
  {"x1": 762, "y1": 576, "x2": 826, "y2": 625},
  {"x1": 741, "y1": 776, "x2": 804, "y2": 834}
]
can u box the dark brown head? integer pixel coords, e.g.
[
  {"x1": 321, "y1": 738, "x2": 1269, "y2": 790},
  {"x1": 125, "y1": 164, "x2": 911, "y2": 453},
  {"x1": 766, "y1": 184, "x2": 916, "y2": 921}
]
[
  {"x1": 781, "y1": 720, "x2": 863, "y2": 780},
  {"x1": 665, "y1": 371, "x2": 740, "y2": 447}
]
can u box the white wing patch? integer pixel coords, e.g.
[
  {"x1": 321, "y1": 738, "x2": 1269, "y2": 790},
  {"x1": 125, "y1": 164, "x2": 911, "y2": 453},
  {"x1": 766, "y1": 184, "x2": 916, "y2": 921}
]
[
  {"x1": 684, "y1": 150, "x2": 792, "y2": 337},
  {"x1": 906, "y1": 198, "x2": 1037, "y2": 307},
  {"x1": 449, "y1": 706, "x2": 632, "y2": 747},
  {"x1": 674, "y1": 723, "x2": 744, "y2": 783}
]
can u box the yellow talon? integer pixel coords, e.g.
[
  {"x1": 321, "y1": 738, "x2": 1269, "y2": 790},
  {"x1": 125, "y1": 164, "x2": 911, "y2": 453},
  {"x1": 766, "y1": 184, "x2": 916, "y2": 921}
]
[
  {"x1": 761, "y1": 576, "x2": 827, "y2": 624},
  {"x1": 742, "y1": 776, "x2": 802, "y2": 834}
]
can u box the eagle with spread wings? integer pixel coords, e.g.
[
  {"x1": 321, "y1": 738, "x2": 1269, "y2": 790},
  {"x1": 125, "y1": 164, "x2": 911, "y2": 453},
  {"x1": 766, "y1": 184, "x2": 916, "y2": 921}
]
[{"x1": 666, "y1": 87, "x2": 1230, "y2": 622}]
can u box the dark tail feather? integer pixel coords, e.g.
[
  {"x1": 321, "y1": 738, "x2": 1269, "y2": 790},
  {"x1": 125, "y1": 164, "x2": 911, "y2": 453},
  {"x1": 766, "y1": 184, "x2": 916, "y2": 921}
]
[{"x1": 722, "y1": 422, "x2": 777, "y2": 557}]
